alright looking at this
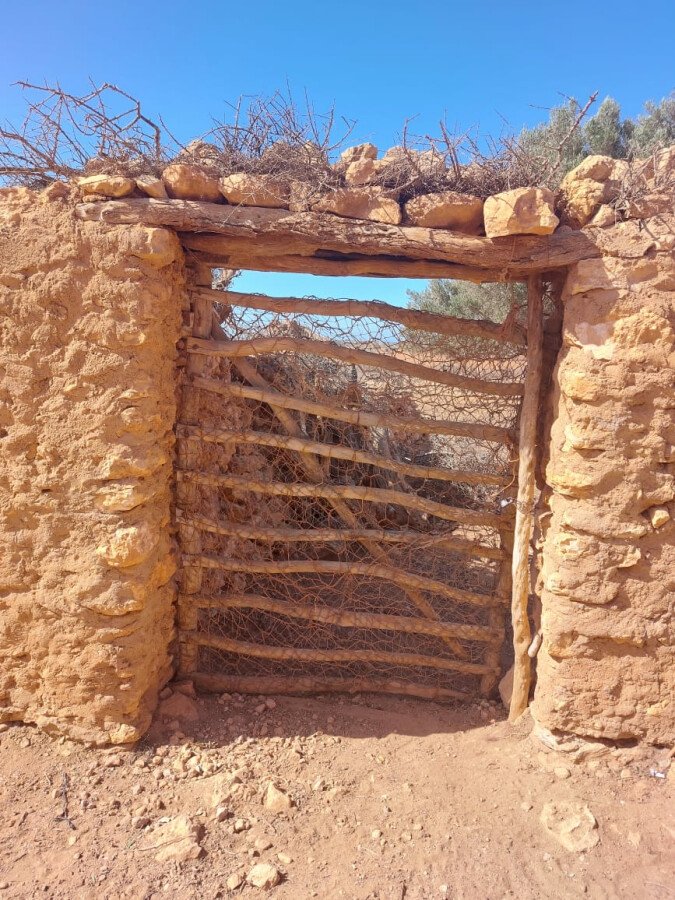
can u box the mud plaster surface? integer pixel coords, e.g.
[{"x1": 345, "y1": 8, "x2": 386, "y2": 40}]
[
  {"x1": 533, "y1": 214, "x2": 675, "y2": 744},
  {"x1": 0, "y1": 186, "x2": 184, "y2": 744}
]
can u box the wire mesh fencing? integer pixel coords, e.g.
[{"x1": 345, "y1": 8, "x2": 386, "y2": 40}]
[{"x1": 176, "y1": 287, "x2": 525, "y2": 701}]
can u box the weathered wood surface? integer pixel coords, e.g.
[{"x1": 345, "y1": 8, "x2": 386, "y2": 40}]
[
  {"x1": 188, "y1": 335, "x2": 524, "y2": 398},
  {"x1": 191, "y1": 287, "x2": 527, "y2": 346},
  {"x1": 178, "y1": 424, "x2": 511, "y2": 487},
  {"x1": 176, "y1": 510, "x2": 505, "y2": 559},
  {"x1": 185, "y1": 553, "x2": 500, "y2": 609},
  {"x1": 194, "y1": 592, "x2": 501, "y2": 642},
  {"x1": 76, "y1": 199, "x2": 600, "y2": 274},
  {"x1": 188, "y1": 247, "x2": 498, "y2": 281},
  {"x1": 192, "y1": 672, "x2": 470, "y2": 701},
  {"x1": 509, "y1": 275, "x2": 544, "y2": 721},
  {"x1": 196, "y1": 633, "x2": 491, "y2": 676},
  {"x1": 178, "y1": 470, "x2": 510, "y2": 530},
  {"x1": 191, "y1": 376, "x2": 514, "y2": 444}
]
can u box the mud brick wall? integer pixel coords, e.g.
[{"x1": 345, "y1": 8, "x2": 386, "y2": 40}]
[
  {"x1": 534, "y1": 211, "x2": 675, "y2": 745},
  {"x1": 0, "y1": 185, "x2": 184, "y2": 744}
]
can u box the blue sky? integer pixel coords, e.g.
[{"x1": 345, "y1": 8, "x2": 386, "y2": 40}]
[{"x1": 2, "y1": 0, "x2": 673, "y2": 305}]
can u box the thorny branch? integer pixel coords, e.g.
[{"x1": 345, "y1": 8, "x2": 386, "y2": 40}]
[{"x1": 0, "y1": 82, "x2": 668, "y2": 208}]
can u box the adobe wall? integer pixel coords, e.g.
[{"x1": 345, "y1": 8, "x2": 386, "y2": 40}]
[
  {"x1": 0, "y1": 185, "x2": 184, "y2": 744},
  {"x1": 533, "y1": 208, "x2": 675, "y2": 745}
]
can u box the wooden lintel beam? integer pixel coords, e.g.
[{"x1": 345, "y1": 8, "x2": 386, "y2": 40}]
[{"x1": 75, "y1": 198, "x2": 600, "y2": 274}]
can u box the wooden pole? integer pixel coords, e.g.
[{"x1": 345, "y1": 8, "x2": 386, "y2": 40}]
[
  {"x1": 192, "y1": 672, "x2": 470, "y2": 702},
  {"x1": 194, "y1": 592, "x2": 501, "y2": 643},
  {"x1": 190, "y1": 376, "x2": 514, "y2": 444},
  {"x1": 188, "y1": 335, "x2": 524, "y2": 398},
  {"x1": 177, "y1": 470, "x2": 511, "y2": 530},
  {"x1": 184, "y1": 552, "x2": 501, "y2": 608},
  {"x1": 195, "y1": 633, "x2": 491, "y2": 676},
  {"x1": 75, "y1": 198, "x2": 600, "y2": 274},
  {"x1": 176, "y1": 286, "x2": 214, "y2": 676},
  {"x1": 175, "y1": 510, "x2": 505, "y2": 560},
  {"x1": 508, "y1": 275, "x2": 544, "y2": 721},
  {"x1": 191, "y1": 287, "x2": 527, "y2": 346},
  {"x1": 178, "y1": 424, "x2": 511, "y2": 487}
]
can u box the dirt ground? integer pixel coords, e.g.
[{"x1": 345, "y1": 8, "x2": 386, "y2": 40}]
[{"x1": 0, "y1": 687, "x2": 673, "y2": 900}]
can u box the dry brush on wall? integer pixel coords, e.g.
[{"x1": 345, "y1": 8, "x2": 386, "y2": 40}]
[{"x1": 0, "y1": 183, "x2": 184, "y2": 744}]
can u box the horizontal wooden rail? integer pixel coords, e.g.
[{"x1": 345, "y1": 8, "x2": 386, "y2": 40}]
[
  {"x1": 191, "y1": 377, "x2": 514, "y2": 445},
  {"x1": 175, "y1": 510, "x2": 505, "y2": 560},
  {"x1": 187, "y1": 336, "x2": 524, "y2": 398},
  {"x1": 195, "y1": 592, "x2": 502, "y2": 643},
  {"x1": 196, "y1": 633, "x2": 491, "y2": 676},
  {"x1": 191, "y1": 287, "x2": 527, "y2": 346},
  {"x1": 76, "y1": 199, "x2": 600, "y2": 274},
  {"x1": 184, "y1": 553, "x2": 500, "y2": 608},
  {"x1": 192, "y1": 672, "x2": 470, "y2": 701},
  {"x1": 178, "y1": 425, "x2": 511, "y2": 488},
  {"x1": 187, "y1": 246, "x2": 498, "y2": 282},
  {"x1": 178, "y1": 471, "x2": 510, "y2": 530}
]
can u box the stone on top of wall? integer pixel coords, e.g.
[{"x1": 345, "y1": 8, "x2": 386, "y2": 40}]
[
  {"x1": 135, "y1": 174, "x2": 169, "y2": 199},
  {"x1": 162, "y1": 163, "x2": 222, "y2": 202},
  {"x1": 77, "y1": 173, "x2": 136, "y2": 198},
  {"x1": 312, "y1": 185, "x2": 402, "y2": 225},
  {"x1": 339, "y1": 142, "x2": 378, "y2": 165},
  {"x1": 483, "y1": 187, "x2": 559, "y2": 238},
  {"x1": 65, "y1": 143, "x2": 675, "y2": 242},
  {"x1": 404, "y1": 191, "x2": 484, "y2": 233},
  {"x1": 220, "y1": 173, "x2": 291, "y2": 209}
]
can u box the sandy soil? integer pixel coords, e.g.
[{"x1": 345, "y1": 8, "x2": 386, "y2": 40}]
[{"x1": 0, "y1": 688, "x2": 672, "y2": 900}]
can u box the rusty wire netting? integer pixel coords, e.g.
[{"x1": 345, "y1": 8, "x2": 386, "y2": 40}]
[{"x1": 177, "y1": 290, "x2": 526, "y2": 701}]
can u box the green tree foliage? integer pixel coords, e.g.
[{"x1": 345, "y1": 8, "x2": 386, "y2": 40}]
[
  {"x1": 518, "y1": 92, "x2": 675, "y2": 181},
  {"x1": 407, "y1": 280, "x2": 526, "y2": 324}
]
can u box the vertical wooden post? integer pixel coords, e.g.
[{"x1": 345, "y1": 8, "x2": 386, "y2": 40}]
[
  {"x1": 176, "y1": 274, "x2": 214, "y2": 676},
  {"x1": 509, "y1": 275, "x2": 544, "y2": 721}
]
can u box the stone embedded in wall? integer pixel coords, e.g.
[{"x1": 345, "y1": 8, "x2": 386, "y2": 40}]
[
  {"x1": 404, "y1": 191, "x2": 484, "y2": 232},
  {"x1": 162, "y1": 163, "x2": 222, "y2": 202},
  {"x1": 312, "y1": 186, "x2": 402, "y2": 224},
  {"x1": 117, "y1": 225, "x2": 182, "y2": 269},
  {"x1": 483, "y1": 187, "x2": 558, "y2": 238},
  {"x1": 220, "y1": 173, "x2": 290, "y2": 208}
]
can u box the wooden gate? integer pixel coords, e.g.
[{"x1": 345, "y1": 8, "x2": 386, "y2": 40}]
[{"x1": 176, "y1": 284, "x2": 529, "y2": 702}]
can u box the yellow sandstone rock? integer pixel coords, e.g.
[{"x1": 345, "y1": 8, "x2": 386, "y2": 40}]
[
  {"x1": 220, "y1": 173, "x2": 290, "y2": 208},
  {"x1": 313, "y1": 186, "x2": 401, "y2": 224},
  {"x1": 162, "y1": 163, "x2": 221, "y2": 202},
  {"x1": 77, "y1": 174, "x2": 135, "y2": 198},
  {"x1": 483, "y1": 187, "x2": 558, "y2": 237},
  {"x1": 96, "y1": 524, "x2": 159, "y2": 568},
  {"x1": 404, "y1": 191, "x2": 484, "y2": 232}
]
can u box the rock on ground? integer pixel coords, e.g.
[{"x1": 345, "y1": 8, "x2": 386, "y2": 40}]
[
  {"x1": 140, "y1": 816, "x2": 204, "y2": 862},
  {"x1": 540, "y1": 801, "x2": 599, "y2": 852},
  {"x1": 247, "y1": 863, "x2": 282, "y2": 889}
]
